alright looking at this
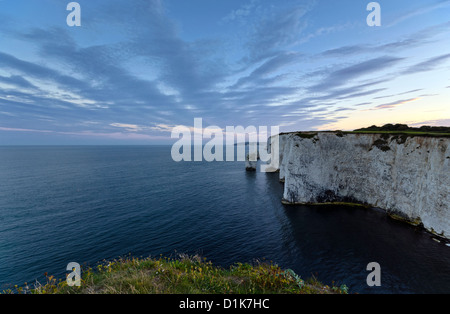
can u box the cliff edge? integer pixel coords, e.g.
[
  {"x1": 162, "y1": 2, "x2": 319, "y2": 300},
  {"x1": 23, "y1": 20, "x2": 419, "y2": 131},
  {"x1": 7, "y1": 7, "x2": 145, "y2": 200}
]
[{"x1": 271, "y1": 131, "x2": 450, "y2": 239}]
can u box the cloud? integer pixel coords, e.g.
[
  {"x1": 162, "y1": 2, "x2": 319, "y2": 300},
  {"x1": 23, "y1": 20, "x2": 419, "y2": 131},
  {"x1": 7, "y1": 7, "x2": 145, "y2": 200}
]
[
  {"x1": 222, "y1": 0, "x2": 258, "y2": 22},
  {"x1": 110, "y1": 123, "x2": 144, "y2": 132},
  {"x1": 319, "y1": 21, "x2": 450, "y2": 58},
  {"x1": 1, "y1": 0, "x2": 448, "y2": 142},
  {"x1": 321, "y1": 45, "x2": 367, "y2": 57},
  {"x1": 245, "y1": 5, "x2": 311, "y2": 62},
  {"x1": 231, "y1": 51, "x2": 302, "y2": 88},
  {"x1": 308, "y1": 56, "x2": 403, "y2": 92},
  {"x1": 298, "y1": 24, "x2": 352, "y2": 46},
  {"x1": 149, "y1": 123, "x2": 178, "y2": 132},
  {"x1": 248, "y1": 52, "x2": 302, "y2": 78},
  {"x1": 280, "y1": 80, "x2": 388, "y2": 117},
  {"x1": 0, "y1": 126, "x2": 53, "y2": 133},
  {"x1": 0, "y1": 51, "x2": 90, "y2": 93},
  {"x1": 408, "y1": 119, "x2": 450, "y2": 127},
  {"x1": 0, "y1": 74, "x2": 37, "y2": 90},
  {"x1": 373, "y1": 97, "x2": 421, "y2": 110},
  {"x1": 7, "y1": 23, "x2": 192, "y2": 121},
  {"x1": 320, "y1": 38, "x2": 422, "y2": 58},
  {"x1": 373, "y1": 89, "x2": 424, "y2": 100},
  {"x1": 386, "y1": 0, "x2": 450, "y2": 27},
  {"x1": 109, "y1": 122, "x2": 190, "y2": 134},
  {"x1": 0, "y1": 125, "x2": 169, "y2": 141},
  {"x1": 336, "y1": 88, "x2": 387, "y2": 100},
  {"x1": 402, "y1": 53, "x2": 450, "y2": 75},
  {"x1": 96, "y1": 0, "x2": 230, "y2": 99}
]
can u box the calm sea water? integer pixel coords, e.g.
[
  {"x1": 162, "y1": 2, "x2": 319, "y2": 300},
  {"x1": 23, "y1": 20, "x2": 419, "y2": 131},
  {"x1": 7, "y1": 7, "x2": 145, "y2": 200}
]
[{"x1": 0, "y1": 146, "x2": 449, "y2": 294}]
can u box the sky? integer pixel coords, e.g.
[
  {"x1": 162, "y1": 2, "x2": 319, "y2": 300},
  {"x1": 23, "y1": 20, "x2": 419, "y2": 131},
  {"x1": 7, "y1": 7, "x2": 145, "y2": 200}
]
[{"x1": 0, "y1": 0, "x2": 449, "y2": 144}]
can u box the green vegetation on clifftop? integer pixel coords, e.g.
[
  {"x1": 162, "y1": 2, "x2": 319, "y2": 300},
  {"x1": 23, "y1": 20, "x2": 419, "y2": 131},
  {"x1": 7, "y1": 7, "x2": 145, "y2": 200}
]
[
  {"x1": 351, "y1": 124, "x2": 450, "y2": 137},
  {"x1": 3, "y1": 255, "x2": 348, "y2": 294},
  {"x1": 279, "y1": 124, "x2": 450, "y2": 138}
]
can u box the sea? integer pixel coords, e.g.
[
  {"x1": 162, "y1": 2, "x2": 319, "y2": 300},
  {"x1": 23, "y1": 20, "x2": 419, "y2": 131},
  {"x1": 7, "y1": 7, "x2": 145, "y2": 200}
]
[{"x1": 0, "y1": 145, "x2": 449, "y2": 294}]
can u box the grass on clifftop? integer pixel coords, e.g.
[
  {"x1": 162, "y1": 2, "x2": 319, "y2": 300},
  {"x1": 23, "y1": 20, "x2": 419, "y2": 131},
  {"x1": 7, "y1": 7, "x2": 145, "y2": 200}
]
[
  {"x1": 283, "y1": 124, "x2": 450, "y2": 138},
  {"x1": 4, "y1": 255, "x2": 348, "y2": 294},
  {"x1": 350, "y1": 124, "x2": 450, "y2": 137}
]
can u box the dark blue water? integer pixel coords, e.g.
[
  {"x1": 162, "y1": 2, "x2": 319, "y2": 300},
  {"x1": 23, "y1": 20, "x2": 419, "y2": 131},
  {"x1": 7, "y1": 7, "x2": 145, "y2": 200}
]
[{"x1": 1, "y1": 146, "x2": 449, "y2": 294}]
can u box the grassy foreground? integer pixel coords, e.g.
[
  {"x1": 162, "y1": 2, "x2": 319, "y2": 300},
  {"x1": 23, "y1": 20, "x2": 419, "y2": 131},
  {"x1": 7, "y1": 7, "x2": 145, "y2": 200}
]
[{"x1": 5, "y1": 254, "x2": 348, "y2": 294}]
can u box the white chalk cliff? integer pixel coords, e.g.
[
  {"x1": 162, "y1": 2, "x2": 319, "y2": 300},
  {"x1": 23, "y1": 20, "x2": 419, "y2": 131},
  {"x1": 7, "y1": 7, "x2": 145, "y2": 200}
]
[{"x1": 269, "y1": 132, "x2": 450, "y2": 239}]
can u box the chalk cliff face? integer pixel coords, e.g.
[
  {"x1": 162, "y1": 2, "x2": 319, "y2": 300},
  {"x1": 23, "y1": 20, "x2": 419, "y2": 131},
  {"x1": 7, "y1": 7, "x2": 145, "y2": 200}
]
[{"x1": 271, "y1": 132, "x2": 450, "y2": 239}]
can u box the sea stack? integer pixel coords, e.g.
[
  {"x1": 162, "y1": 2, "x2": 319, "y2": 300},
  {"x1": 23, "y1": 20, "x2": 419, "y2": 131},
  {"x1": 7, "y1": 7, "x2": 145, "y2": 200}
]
[{"x1": 245, "y1": 152, "x2": 258, "y2": 171}]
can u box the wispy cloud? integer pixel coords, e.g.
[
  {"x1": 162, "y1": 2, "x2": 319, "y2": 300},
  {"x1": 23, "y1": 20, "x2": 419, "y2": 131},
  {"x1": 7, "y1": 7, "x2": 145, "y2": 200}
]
[
  {"x1": 385, "y1": 0, "x2": 450, "y2": 27},
  {"x1": 320, "y1": 21, "x2": 450, "y2": 58},
  {"x1": 373, "y1": 89, "x2": 423, "y2": 100},
  {"x1": 408, "y1": 118, "x2": 450, "y2": 127},
  {"x1": 222, "y1": 0, "x2": 258, "y2": 22},
  {"x1": 110, "y1": 123, "x2": 145, "y2": 132},
  {"x1": 0, "y1": 51, "x2": 90, "y2": 93},
  {"x1": 308, "y1": 56, "x2": 403, "y2": 92},
  {"x1": 320, "y1": 38, "x2": 423, "y2": 58},
  {"x1": 231, "y1": 51, "x2": 302, "y2": 89},
  {"x1": 373, "y1": 97, "x2": 421, "y2": 110},
  {"x1": 244, "y1": 4, "x2": 312, "y2": 62},
  {"x1": 0, "y1": 125, "x2": 169, "y2": 141},
  {"x1": 0, "y1": 74, "x2": 37, "y2": 90},
  {"x1": 0, "y1": 126, "x2": 53, "y2": 133},
  {"x1": 402, "y1": 53, "x2": 450, "y2": 75}
]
